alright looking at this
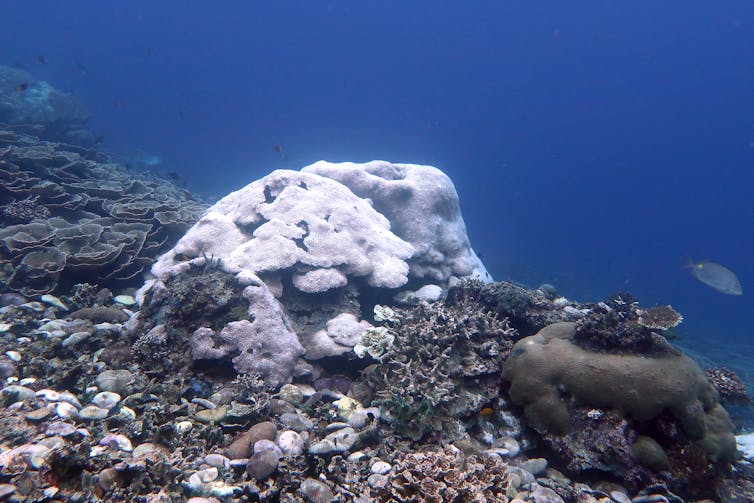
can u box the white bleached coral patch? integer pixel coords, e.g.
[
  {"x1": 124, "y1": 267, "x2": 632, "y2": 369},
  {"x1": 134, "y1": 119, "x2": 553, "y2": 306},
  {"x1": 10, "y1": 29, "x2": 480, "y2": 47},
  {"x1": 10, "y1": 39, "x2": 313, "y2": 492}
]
[
  {"x1": 152, "y1": 169, "x2": 415, "y2": 293},
  {"x1": 303, "y1": 160, "x2": 491, "y2": 283}
]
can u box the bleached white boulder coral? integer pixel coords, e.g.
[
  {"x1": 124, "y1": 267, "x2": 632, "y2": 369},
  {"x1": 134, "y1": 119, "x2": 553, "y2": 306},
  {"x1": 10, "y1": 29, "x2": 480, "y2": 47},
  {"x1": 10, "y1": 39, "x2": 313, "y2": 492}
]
[
  {"x1": 151, "y1": 167, "x2": 415, "y2": 292},
  {"x1": 136, "y1": 160, "x2": 489, "y2": 384},
  {"x1": 302, "y1": 160, "x2": 490, "y2": 284}
]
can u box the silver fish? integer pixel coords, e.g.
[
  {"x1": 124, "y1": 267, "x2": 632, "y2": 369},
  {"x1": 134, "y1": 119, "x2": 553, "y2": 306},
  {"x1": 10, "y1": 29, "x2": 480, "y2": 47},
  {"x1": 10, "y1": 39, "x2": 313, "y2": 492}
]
[{"x1": 688, "y1": 261, "x2": 742, "y2": 295}]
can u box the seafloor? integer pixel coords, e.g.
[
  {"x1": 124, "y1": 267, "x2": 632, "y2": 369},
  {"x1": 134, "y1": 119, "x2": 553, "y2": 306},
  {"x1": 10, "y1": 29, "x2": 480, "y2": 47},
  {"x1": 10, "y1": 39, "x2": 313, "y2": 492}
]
[
  {"x1": 1, "y1": 279, "x2": 753, "y2": 502},
  {"x1": 0, "y1": 126, "x2": 753, "y2": 503}
]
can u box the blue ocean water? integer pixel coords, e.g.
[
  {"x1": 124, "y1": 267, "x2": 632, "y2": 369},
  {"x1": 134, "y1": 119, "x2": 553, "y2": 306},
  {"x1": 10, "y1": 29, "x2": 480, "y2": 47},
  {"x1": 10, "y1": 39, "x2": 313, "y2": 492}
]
[{"x1": 2, "y1": 0, "x2": 752, "y2": 352}]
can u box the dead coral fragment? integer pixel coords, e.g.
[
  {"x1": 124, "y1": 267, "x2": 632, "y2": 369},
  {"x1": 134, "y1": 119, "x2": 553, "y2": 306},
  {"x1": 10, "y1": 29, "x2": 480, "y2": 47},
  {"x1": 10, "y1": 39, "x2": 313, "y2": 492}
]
[
  {"x1": 388, "y1": 449, "x2": 511, "y2": 502},
  {"x1": 638, "y1": 305, "x2": 683, "y2": 330}
]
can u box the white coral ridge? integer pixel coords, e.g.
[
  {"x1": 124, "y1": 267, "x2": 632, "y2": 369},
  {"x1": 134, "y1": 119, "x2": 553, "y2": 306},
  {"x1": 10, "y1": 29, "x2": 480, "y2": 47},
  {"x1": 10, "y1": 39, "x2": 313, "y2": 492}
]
[
  {"x1": 151, "y1": 160, "x2": 490, "y2": 292},
  {"x1": 737, "y1": 433, "x2": 754, "y2": 460}
]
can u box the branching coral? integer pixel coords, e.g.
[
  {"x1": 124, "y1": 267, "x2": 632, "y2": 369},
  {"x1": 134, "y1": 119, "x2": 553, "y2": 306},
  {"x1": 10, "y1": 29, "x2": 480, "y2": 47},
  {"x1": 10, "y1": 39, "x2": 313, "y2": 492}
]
[
  {"x1": 574, "y1": 294, "x2": 679, "y2": 354},
  {"x1": 362, "y1": 287, "x2": 515, "y2": 440},
  {"x1": 386, "y1": 449, "x2": 511, "y2": 502},
  {"x1": 705, "y1": 367, "x2": 751, "y2": 405}
]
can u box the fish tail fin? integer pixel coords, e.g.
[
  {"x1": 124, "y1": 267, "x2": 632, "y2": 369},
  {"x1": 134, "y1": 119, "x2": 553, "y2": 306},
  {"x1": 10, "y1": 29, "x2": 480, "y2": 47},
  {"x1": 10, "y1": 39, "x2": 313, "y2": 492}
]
[{"x1": 681, "y1": 257, "x2": 696, "y2": 270}]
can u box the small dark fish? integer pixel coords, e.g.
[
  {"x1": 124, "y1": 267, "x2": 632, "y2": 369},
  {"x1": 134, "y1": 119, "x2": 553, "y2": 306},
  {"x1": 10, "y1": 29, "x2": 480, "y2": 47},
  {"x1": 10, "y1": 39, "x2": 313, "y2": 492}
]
[
  {"x1": 687, "y1": 260, "x2": 743, "y2": 295},
  {"x1": 112, "y1": 100, "x2": 121, "y2": 108},
  {"x1": 37, "y1": 55, "x2": 47, "y2": 64},
  {"x1": 273, "y1": 144, "x2": 287, "y2": 160},
  {"x1": 0, "y1": 292, "x2": 27, "y2": 307},
  {"x1": 16, "y1": 83, "x2": 28, "y2": 92},
  {"x1": 75, "y1": 61, "x2": 88, "y2": 75},
  {"x1": 167, "y1": 171, "x2": 180, "y2": 182},
  {"x1": 313, "y1": 374, "x2": 352, "y2": 395}
]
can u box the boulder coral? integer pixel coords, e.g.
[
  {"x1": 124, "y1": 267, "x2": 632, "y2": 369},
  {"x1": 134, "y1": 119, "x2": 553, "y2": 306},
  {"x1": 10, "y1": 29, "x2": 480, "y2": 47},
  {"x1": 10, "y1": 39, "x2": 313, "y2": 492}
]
[
  {"x1": 302, "y1": 160, "x2": 491, "y2": 283},
  {"x1": 137, "y1": 161, "x2": 489, "y2": 385},
  {"x1": 502, "y1": 322, "x2": 737, "y2": 484},
  {"x1": 152, "y1": 169, "x2": 415, "y2": 293}
]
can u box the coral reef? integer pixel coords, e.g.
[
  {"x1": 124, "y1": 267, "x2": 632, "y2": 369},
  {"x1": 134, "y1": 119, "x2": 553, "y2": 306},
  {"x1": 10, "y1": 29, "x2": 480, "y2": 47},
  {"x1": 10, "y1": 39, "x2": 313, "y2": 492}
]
[
  {"x1": 0, "y1": 65, "x2": 96, "y2": 146},
  {"x1": 134, "y1": 161, "x2": 490, "y2": 390},
  {"x1": 362, "y1": 285, "x2": 515, "y2": 441},
  {"x1": 0, "y1": 156, "x2": 749, "y2": 502},
  {"x1": 0, "y1": 130, "x2": 207, "y2": 295},
  {"x1": 706, "y1": 367, "x2": 752, "y2": 405}
]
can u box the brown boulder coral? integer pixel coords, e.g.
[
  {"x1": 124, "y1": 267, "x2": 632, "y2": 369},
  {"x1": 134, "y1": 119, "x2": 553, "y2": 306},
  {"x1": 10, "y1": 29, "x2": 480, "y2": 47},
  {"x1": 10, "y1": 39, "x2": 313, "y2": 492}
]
[{"x1": 502, "y1": 321, "x2": 737, "y2": 495}]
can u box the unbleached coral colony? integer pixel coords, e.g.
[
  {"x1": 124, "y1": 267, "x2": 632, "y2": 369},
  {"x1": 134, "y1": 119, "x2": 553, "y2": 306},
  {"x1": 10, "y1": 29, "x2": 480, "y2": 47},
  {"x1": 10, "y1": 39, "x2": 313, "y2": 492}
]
[{"x1": 0, "y1": 138, "x2": 751, "y2": 500}]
